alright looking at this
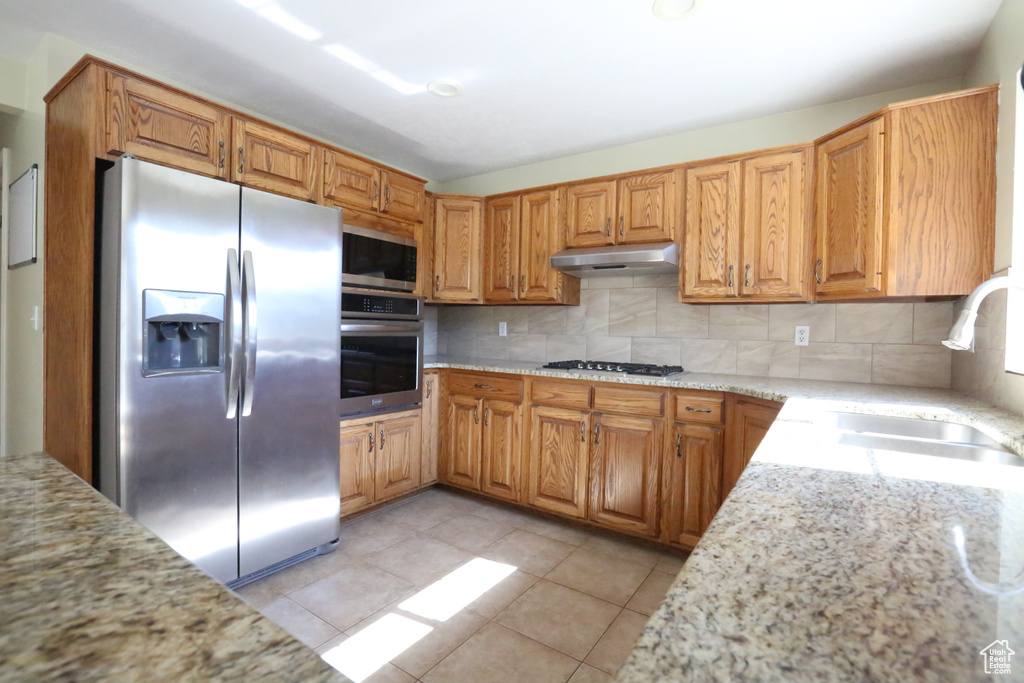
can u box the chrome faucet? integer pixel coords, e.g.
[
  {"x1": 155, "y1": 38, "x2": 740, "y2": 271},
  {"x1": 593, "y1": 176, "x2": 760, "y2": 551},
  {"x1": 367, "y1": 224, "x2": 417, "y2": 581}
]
[{"x1": 943, "y1": 275, "x2": 1022, "y2": 351}]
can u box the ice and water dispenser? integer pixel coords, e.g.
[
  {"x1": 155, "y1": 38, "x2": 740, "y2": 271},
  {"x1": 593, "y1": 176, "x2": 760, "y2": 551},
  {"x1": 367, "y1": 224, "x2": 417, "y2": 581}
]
[{"x1": 142, "y1": 289, "x2": 224, "y2": 376}]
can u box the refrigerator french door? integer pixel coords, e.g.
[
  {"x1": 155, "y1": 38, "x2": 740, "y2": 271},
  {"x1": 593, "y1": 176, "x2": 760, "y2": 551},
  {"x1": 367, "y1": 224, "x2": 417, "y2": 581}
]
[{"x1": 98, "y1": 157, "x2": 341, "y2": 584}]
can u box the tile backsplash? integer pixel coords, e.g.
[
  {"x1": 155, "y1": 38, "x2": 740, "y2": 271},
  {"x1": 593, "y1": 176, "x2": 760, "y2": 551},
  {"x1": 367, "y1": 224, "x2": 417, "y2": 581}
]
[{"x1": 433, "y1": 274, "x2": 955, "y2": 389}]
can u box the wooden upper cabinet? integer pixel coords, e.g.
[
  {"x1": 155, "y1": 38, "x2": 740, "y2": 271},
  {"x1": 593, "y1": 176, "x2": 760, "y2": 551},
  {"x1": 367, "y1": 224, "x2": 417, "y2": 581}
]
[
  {"x1": 484, "y1": 195, "x2": 521, "y2": 302},
  {"x1": 741, "y1": 148, "x2": 812, "y2": 299},
  {"x1": 617, "y1": 170, "x2": 679, "y2": 244},
  {"x1": 565, "y1": 180, "x2": 617, "y2": 248},
  {"x1": 233, "y1": 118, "x2": 320, "y2": 201},
  {"x1": 381, "y1": 171, "x2": 426, "y2": 223},
  {"x1": 432, "y1": 195, "x2": 483, "y2": 302},
  {"x1": 815, "y1": 119, "x2": 885, "y2": 297},
  {"x1": 323, "y1": 149, "x2": 380, "y2": 211},
  {"x1": 588, "y1": 414, "x2": 662, "y2": 537},
  {"x1": 683, "y1": 161, "x2": 741, "y2": 298},
  {"x1": 106, "y1": 72, "x2": 231, "y2": 179},
  {"x1": 528, "y1": 405, "x2": 590, "y2": 518}
]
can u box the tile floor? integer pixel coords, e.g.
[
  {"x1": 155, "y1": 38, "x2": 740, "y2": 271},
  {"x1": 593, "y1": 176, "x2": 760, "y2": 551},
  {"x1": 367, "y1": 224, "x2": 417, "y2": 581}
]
[{"x1": 233, "y1": 487, "x2": 688, "y2": 683}]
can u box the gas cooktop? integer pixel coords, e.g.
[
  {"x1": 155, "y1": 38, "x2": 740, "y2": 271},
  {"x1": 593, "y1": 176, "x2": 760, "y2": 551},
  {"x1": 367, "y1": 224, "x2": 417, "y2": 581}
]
[{"x1": 542, "y1": 360, "x2": 685, "y2": 377}]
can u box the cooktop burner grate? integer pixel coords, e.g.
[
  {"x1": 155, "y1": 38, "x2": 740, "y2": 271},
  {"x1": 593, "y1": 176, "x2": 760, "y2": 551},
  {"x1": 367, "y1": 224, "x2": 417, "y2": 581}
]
[{"x1": 542, "y1": 360, "x2": 684, "y2": 377}]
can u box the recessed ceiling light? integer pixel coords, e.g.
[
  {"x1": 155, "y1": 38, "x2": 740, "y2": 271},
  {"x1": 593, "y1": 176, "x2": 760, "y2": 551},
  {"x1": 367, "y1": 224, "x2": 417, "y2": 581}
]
[
  {"x1": 428, "y1": 79, "x2": 464, "y2": 98},
  {"x1": 652, "y1": 0, "x2": 697, "y2": 20}
]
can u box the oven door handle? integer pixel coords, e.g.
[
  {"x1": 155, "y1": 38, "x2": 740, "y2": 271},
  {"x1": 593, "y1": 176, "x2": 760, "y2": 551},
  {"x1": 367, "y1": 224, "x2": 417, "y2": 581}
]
[{"x1": 340, "y1": 322, "x2": 424, "y2": 334}]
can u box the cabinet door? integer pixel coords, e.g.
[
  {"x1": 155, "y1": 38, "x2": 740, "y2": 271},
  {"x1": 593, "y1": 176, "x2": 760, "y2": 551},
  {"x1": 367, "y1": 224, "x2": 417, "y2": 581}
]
[
  {"x1": 381, "y1": 171, "x2": 426, "y2": 223},
  {"x1": 443, "y1": 394, "x2": 482, "y2": 490},
  {"x1": 528, "y1": 405, "x2": 590, "y2": 518},
  {"x1": 722, "y1": 397, "x2": 781, "y2": 503},
  {"x1": 683, "y1": 162, "x2": 741, "y2": 298},
  {"x1": 484, "y1": 196, "x2": 521, "y2": 302},
  {"x1": 519, "y1": 189, "x2": 568, "y2": 302},
  {"x1": 588, "y1": 414, "x2": 662, "y2": 537},
  {"x1": 233, "y1": 118, "x2": 320, "y2": 201},
  {"x1": 480, "y1": 399, "x2": 522, "y2": 502},
  {"x1": 663, "y1": 423, "x2": 723, "y2": 548},
  {"x1": 741, "y1": 149, "x2": 812, "y2": 299},
  {"x1": 323, "y1": 149, "x2": 380, "y2": 211},
  {"x1": 106, "y1": 72, "x2": 231, "y2": 179},
  {"x1": 815, "y1": 118, "x2": 885, "y2": 297},
  {"x1": 565, "y1": 180, "x2": 616, "y2": 248},
  {"x1": 339, "y1": 419, "x2": 375, "y2": 516},
  {"x1": 376, "y1": 410, "x2": 422, "y2": 500},
  {"x1": 432, "y1": 196, "x2": 483, "y2": 302},
  {"x1": 617, "y1": 170, "x2": 679, "y2": 245},
  {"x1": 421, "y1": 370, "x2": 440, "y2": 485}
]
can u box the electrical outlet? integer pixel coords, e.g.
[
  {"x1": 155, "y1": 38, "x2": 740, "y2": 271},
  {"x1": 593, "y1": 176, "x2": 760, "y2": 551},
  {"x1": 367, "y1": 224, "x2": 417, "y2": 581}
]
[
  {"x1": 498, "y1": 321, "x2": 507, "y2": 337},
  {"x1": 794, "y1": 325, "x2": 809, "y2": 346}
]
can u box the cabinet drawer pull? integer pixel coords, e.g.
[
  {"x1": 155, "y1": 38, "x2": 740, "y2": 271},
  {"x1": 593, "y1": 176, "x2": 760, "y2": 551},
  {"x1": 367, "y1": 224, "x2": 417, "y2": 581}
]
[
  {"x1": 372, "y1": 180, "x2": 379, "y2": 202},
  {"x1": 580, "y1": 420, "x2": 586, "y2": 442},
  {"x1": 473, "y1": 406, "x2": 479, "y2": 424},
  {"x1": 676, "y1": 432, "x2": 683, "y2": 458},
  {"x1": 744, "y1": 264, "x2": 751, "y2": 287},
  {"x1": 237, "y1": 147, "x2": 245, "y2": 174},
  {"x1": 685, "y1": 406, "x2": 712, "y2": 413},
  {"x1": 815, "y1": 258, "x2": 822, "y2": 285},
  {"x1": 594, "y1": 423, "x2": 601, "y2": 445},
  {"x1": 474, "y1": 383, "x2": 491, "y2": 389},
  {"x1": 218, "y1": 141, "x2": 225, "y2": 169},
  {"x1": 368, "y1": 431, "x2": 374, "y2": 452},
  {"x1": 425, "y1": 380, "x2": 432, "y2": 399},
  {"x1": 728, "y1": 264, "x2": 734, "y2": 288},
  {"x1": 483, "y1": 407, "x2": 490, "y2": 426},
  {"x1": 605, "y1": 217, "x2": 611, "y2": 237},
  {"x1": 380, "y1": 429, "x2": 385, "y2": 450},
  {"x1": 618, "y1": 215, "x2": 624, "y2": 236}
]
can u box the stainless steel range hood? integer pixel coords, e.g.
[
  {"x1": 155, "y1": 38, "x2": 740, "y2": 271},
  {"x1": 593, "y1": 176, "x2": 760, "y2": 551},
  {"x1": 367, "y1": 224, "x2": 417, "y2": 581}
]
[{"x1": 550, "y1": 242, "x2": 679, "y2": 277}]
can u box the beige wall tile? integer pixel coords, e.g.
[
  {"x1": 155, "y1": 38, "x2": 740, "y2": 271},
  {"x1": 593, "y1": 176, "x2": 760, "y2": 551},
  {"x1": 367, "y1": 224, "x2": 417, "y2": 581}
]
[
  {"x1": 477, "y1": 336, "x2": 511, "y2": 360},
  {"x1": 609, "y1": 289, "x2": 657, "y2": 337},
  {"x1": 586, "y1": 275, "x2": 634, "y2": 289},
  {"x1": 631, "y1": 337, "x2": 682, "y2": 365},
  {"x1": 587, "y1": 336, "x2": 631, "y2": 362},
  {"x1": 632, "y1": 274, "x2": 679, "y2": 288},
  {"x1": 709, "y1": 305, "x2": 769, "y2": 340},
  {"x1": 500, "y1": 307, "x2": 531, "y2": 336},
  {"x1": 546, "y1": 336, "x2": 587, "y2": 362},
  {"x1": 530, "y1": 307, "x2": 568, "y2": 335},
  {"x1": 871, "y1": 344, "x2": 951, "y2": 388},
  {"x1": 973, "y1": 289, "x2": 1006, "y2": 350},
  {"x1": 835, "y1": 303, "x2": 913, "y2": 343},
  {"x1": 447, "y1": 335, "x2": 478, "y2": 357},
  {"x1": 681, "y1": 339, "x2": 737, "y2": 374},
  {"x1": 768, "y1": 303, "x2": 836, "y2": 342},
  {"x1": 798, "y1": 343, "x2": 872, "y2": 383},
  {"x1": 508, "y1": 335, "x2": 548, "y2": 361},
  {"x1": 656, "y1": 288, "x2": 709, "y2": 338},
  {"x1": 911, "y1": 302, "x2": 953, "y2": 346},
  {"x1": 736, "y1": 341, "x2": 800, "y2": 378},
  {"x1": 568, "y1": 289, "x2": 610, "y2": 337}
]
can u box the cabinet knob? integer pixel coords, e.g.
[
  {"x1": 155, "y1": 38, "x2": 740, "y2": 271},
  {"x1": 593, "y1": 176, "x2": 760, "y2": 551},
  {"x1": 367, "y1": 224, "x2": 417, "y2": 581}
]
[
  {"x1": 744, "y1": 264, "x2": 751, "y2": 287},
  {"x1": 483, "y1": 407, "x2": 490, "y2": 426},
  {"x1": 473, "y1": 406, "x2": 479, "y2": 424},
  {"x1": 728, "y1": 264, "x2": 734, "y2": 288},
  {"x1": 368, "y1": 431, "x2": 374, "y2": 453},
  {"x1": 605, "y1": 217, "x2": 611, "y2": 237},
  {"x1": 618, "y1": 215, "x2": 624, "y2": 236},
  {"x1": 380, "y1": 429, "x2": 385, "y2": 450},
  {"x1": 593, "y1": 423, "x2": 601, "y2": 445},
  {"x1": 435, "y1": 275, "x2": 440, "y2": 291},
  {"x1": 218, "y1": 141, "x2": 225, "y2": 169},
  {"x1": 474, "y1": 383, "x2": 491, "y2": 389},
  {"x1": 425, "y1": 380, "x2": 432, "y2": 399},
  {"x1": 372, "y1": 180, "x2": 379, "y2": 202},
  {"x1": 385, "y1": 184, "x2": 391, "y2": 206},
  {"x1": 510, "y1": 275, "x2": 516, "y2": 292},
  {"x1": 685, "y1": 406, "x2": 712, "y2": 413},
  {"x1": 815, "y1": 259, "x2": 823, "y2": 285},
  {"x1": 580, "y1": 420, "x2": 586, "y2": 442},
  {"x1": 520, "y1": 275, "x2": 526, "y2": 292},
  {"x1": 237, "y1": 147, "x2": 245, "y2": 174},
  {"x1": 676, "y1": 432, "x2": 683, "y2": 458}
]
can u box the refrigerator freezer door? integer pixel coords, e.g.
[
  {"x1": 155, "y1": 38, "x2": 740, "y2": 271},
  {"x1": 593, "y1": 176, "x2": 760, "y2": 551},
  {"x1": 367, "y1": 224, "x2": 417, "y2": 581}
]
[
  {"x1": 238, "y1": 189, "x2": 342, "y2": 575},
  {"x1": 100, "y1": 157, "x2": 241, "y2": 583}
]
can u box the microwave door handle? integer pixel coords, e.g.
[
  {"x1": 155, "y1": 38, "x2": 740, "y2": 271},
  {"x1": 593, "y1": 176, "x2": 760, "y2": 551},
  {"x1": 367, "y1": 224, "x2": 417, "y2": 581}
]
[
  {"x1": 241, "y1": 250, "x2": 258, "y2": 417},
  {"x1": 225, "y1": 249, "x2": 243, "y2": 419}
]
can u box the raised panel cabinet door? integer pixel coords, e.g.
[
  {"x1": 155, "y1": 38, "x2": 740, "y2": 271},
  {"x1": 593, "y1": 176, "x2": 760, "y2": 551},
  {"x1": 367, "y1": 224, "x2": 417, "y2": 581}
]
[
  {"x1": 421, "y1": 371, "x2": 440, "y2": 485},
  {"x1": 682, "y1": 162, "x2": 741, "y2": 298},
  {"x1": 617, "y1": 170, "x2": 679, "y2": 245},
  {"x1": 443, "y1": 394, "x2": 482, "y2": 490},
  {"x1": 232, "y1": 118, "x2": 320, "y2": 201},
  {"x1": 106, "y1": 72, "x2": 231, "y2": 179},
  {"x1": 520, "y1": 189, "x2": 568, "y2": 302},
  {"x1": 484, "y1": 195, "x2": 521, "y2": 302},
  {"x1": 480, "y1": 399, "x2": 522, "y2": 502},
  {"x1": 662, "y1": 423, "x2": 724, "y2": 548},
  {"x1": 565, "y1": 180, "x2": 617, "y2": 248},
  {"x1": 588, "y1": 414, "x2": 662, "y2": 537},
  {"x1": 740, "y1": 148, "x2": 812, "y2": 299},
  {"x1": 528, "y1": 405, "x2": 590, "y2": 518},
  {"x1": 815, "y1": 118, "x2": 885, "y2": 297},
  {"x1": 323, "y1": 149, "x2": 381, "y2": 211},
  {"x1": 381, "y1": 171, "x2": 426, "y2": 223},
  {"x1": 433, "y1": 196, "x2": 483, "y2": 302},
  {"x1": 375, "y1": 410, "x2": 423, "y2": 500},
  {"x1": 722, "y1": 398, "x2": 781, "y2": 503},
  {"x1": 339, "y1": 419, "x2": 376, "y2": 516}
]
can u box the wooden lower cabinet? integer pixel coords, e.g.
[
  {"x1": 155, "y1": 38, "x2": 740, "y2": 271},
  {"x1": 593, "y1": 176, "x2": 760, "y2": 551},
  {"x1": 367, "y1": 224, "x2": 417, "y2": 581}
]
[
  {"x1": 339, "y1": 408, "x2": 422, "y2": 517},
  {"x1": 588, "y1": 414, "x2": 662, "y2": 537},
  {"x1": 662, "y1": 423, "x2": 724, "y2": 547},
  {"x1": 421, "y1": 370, "x2": 440, "y2": 485},
  {"x1": 444, "y1": 394, "x2": 482, "y2": 489},
  {"x1": 480, "y1": 400, "x2": 522, "y2": 502},
  {"x1": 722, "y1": 396, "x2": 782, "y2": 502},
  {"x1": 527, "y1": 405, "x2": 590, "y2": 518}
]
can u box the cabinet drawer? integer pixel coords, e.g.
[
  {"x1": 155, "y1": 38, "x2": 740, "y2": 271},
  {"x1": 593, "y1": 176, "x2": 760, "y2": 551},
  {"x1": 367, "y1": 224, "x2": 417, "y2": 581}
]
[
  {"x1": 593, "y1": 386, "x2": 664, "y2": 417},
  {"x1": 447, "y1": 373, "x2": 523, "y2": 401},
  {"x1": 530, "y1": 379, "x2": 591, "y2": 410},
  {"x1": 674, "y1": 393, "x2": 724, "y2": 424}
]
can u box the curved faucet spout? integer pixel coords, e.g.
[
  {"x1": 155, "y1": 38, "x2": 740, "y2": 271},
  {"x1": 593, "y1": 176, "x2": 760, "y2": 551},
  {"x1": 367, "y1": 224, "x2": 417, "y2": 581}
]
[{"x1": 943, "y1": 276, "x2": 1021, "y2": 351}]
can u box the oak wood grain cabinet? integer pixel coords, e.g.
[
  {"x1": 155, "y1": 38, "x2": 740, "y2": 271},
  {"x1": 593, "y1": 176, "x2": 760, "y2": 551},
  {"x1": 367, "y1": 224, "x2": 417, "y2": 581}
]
[
  {"x1": 565, "y1": 170, "x2": 680, "y2": 248},
  {"x1": 588, "y1": 413, "x2": 662, "y2": 537},
  {"x1": 431, "y1": 195, "x2": 484, "y2": 302},
  {"x1": 421, "y1": 370, "x2": 441, "y2": 486},
  {"x1": 232, "y1": 117, "x2": 321, "y2": 202},
  {"x1": 339, "y1": 408, "x2": 423, "y2": 517},
  {"x1": 527, "y1": 404, "x2": 591, "y2": 518},
  {"x1": 484, "y1": 189, "x2": 580, "y2": 304},
  {"x1": 682, "y1": 145, "x2": 813, "y2": 302},
  {"x1": 814, "y1": 86, "x2": 997, "y2": 299},
  {"x1": 722, "y1": 395, "x2": 782, "y2": 503}
]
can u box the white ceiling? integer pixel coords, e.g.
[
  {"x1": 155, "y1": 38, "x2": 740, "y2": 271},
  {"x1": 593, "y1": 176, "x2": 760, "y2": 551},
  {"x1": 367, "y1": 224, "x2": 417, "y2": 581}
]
[{"x1": 0, "y1": 0, "x2": 1003, "y2": 182}]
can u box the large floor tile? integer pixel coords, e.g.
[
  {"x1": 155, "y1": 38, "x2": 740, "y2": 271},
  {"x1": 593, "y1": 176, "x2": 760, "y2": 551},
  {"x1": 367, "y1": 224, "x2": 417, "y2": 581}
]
[
  {"x1": 624, "y1": 569, "x2": 676, "y2": 616},
  {"x1": 569, "y1": 663, "x2": 615, "y2": 683},
  {"x1": 231, "y1": 578, "x2": 281, "y2": 609},
  {"x1": 365, "y1": 535, "x2": 474, "y2": 586},
  {"x1": 261, "y1": 546, "x2": 355, "y2": 594},
  {"x1": 373, "y1": 491, "x2": 470, "y2": 531},
  {"x1": 337, "y1": 511, "x2": 419, "y2": 557},
  {"x1": 422, "y1": 622, "x2": 580, "y2": 683},
  {"x1": 519, "y1": 515, "x2": 595, "y2": 547},
  {"x1": 463, "y1": 569, "x2": 540, "y2": 619},
  {"x1": 581, "y1": 533, "x2": 666, "y2": 570},
  {"x1": 654, "y1": 549, "x2": 689, "y2": 575},
  {"x1": 546, "y1": 546, "x2": 651, "y2": 606},
  {"x1": 389, "y1": 608, "x2": 488, "y2": 678},
  {"x1": 584, "y1": 609, "x2": 650, "y2": 675},
  {"x1": 466, "y1": 499, "x2": 533, "y2": 527},
  {"x1": 258, "y1": 596, "x2": 339, "y2": 649},
  {"x1": 290, "y1": 559, "x2": 414, "y2": 631},
  {"x1": 481, "y1": 529, "x2": 576, "y2": 577},
  {"x1": 494, "y1": 580, "x2": 621, "y2": 660},
  {"x1": 421, "y1": 513, "x2": 517, "y2": 553}
]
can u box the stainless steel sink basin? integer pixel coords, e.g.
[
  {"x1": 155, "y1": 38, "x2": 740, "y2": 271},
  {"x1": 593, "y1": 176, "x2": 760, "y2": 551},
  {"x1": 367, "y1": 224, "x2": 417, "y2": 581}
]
[{"x1": 834, "y1": 432, "x2": 1024, "y2": 467}]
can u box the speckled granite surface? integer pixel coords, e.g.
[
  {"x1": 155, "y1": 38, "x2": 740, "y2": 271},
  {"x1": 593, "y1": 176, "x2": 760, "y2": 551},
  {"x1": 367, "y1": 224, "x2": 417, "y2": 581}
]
[
  {"x1": 0, "y1": 451, "x2": 343, "y2": 682},
  {"x1": 426, "y1": 357, "x2": 1024, "y2": 681}
]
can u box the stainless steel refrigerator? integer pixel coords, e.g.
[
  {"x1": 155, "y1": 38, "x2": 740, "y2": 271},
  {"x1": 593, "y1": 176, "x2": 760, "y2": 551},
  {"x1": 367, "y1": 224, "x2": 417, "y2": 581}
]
[{"x1": 98, "y1": 156, "x2": 341, "y2": 585}]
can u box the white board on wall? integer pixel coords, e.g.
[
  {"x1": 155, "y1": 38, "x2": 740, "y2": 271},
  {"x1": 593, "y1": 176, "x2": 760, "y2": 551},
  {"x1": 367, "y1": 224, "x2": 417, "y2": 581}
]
[{"x1": 7, "y1": 164, "x2": 37, "y2": 269}]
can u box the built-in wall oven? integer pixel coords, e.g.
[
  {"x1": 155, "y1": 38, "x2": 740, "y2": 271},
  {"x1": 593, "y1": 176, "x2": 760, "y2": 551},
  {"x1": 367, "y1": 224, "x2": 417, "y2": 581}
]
[
  {"x1": 342, "y1": 225, "x2": 417, "y2": 292},
  {"x1": 339, "y1": 287, "x2": 424, "y2": 416}
]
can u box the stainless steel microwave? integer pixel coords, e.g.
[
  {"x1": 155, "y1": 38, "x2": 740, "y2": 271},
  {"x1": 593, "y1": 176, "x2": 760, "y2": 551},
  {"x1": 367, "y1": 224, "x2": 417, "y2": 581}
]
[{"x1": 342, "y1": 225, "x2": 417, "y2": 292}]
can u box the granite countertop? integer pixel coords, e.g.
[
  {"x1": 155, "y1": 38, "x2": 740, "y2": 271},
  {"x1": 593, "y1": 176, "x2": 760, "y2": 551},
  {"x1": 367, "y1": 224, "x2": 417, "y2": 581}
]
[
  {"x1": 0, "y1": 451, "x2": 343, "y2": 682},
  {"x1": 426, "y1": 356, "x2": 1024, "y2": 681}
]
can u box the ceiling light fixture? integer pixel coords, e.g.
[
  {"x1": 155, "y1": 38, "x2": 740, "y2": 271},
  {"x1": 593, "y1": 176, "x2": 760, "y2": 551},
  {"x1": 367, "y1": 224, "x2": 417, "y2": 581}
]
[
  {"x1": 652, "y1": 0, "x2": 697, "y2": 21},
  {"x1": 427, "y1": 79, "x2": 464, "y2": 98}
]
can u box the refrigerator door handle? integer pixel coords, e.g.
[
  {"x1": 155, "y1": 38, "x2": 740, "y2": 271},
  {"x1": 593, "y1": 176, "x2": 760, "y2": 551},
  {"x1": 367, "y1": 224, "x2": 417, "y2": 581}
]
[
  {"x1": 241, "y1": 250, "x2": 258, "y2": 417},
  {"x1": 226, "y1": 248, "x2": 243, "y2": 419}
]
